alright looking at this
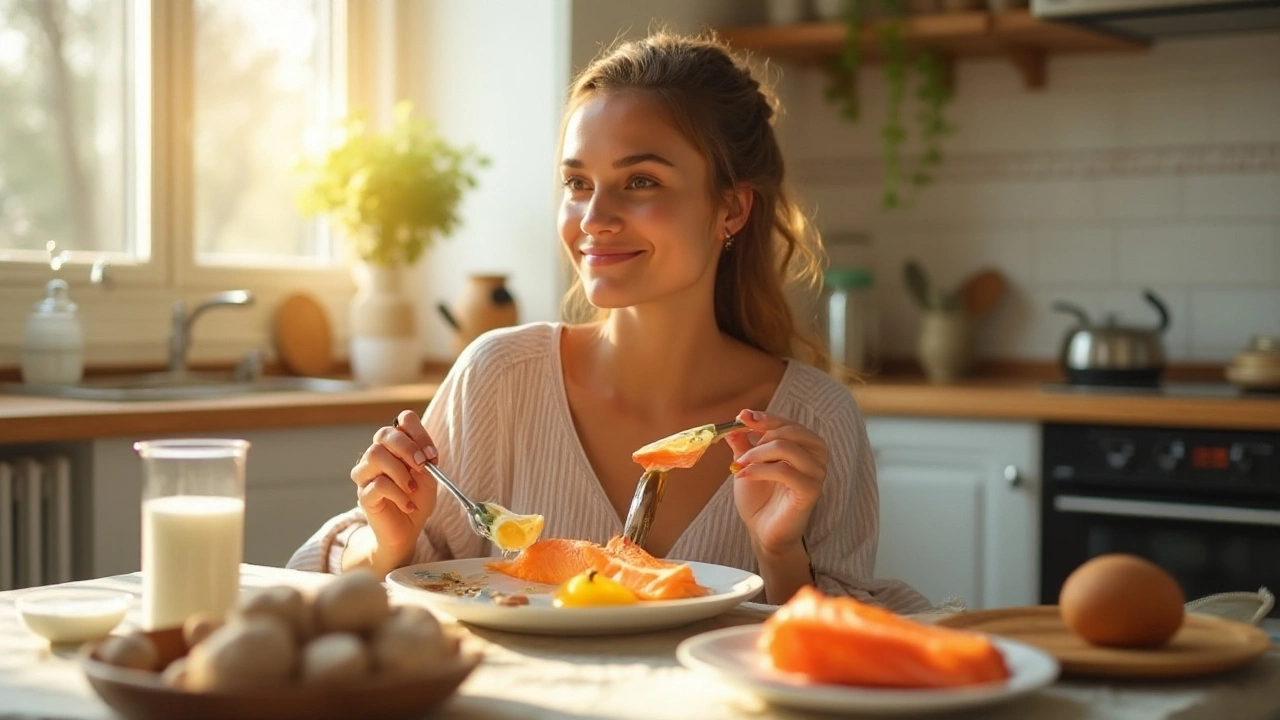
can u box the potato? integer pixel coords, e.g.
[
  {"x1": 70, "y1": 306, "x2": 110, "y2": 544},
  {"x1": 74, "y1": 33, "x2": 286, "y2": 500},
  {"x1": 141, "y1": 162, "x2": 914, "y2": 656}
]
[
  {"x1": 314, "y1": 570, "x2": 388, "y2": 634},
  {"x1": 162, "y1": 657, "x2": 188, "y2": 689},
  {"x1": 300, "y1": 633, "x2": 370, "y2": 685},
  {"x1": 97, "y1": 632, "x2": 159, "y2": 672},
  {"x1": 185, "y1": 616, "x2": 297, "y2": 692},
  {"x1": 237, "y1": 586, "x2": 309, "y2": 641},
  {"x1": 372, "y1": 606, "x2": 452, "y2": 678},
  {"x1": 182, "y1": 613, "x2": 223, "y2": 648}
]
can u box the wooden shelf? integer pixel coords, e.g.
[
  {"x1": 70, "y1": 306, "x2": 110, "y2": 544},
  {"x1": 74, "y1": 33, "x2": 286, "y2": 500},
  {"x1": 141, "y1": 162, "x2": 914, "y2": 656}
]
[{"x1": 718, "y1": 10, "x2": 1147, "y2": 89}]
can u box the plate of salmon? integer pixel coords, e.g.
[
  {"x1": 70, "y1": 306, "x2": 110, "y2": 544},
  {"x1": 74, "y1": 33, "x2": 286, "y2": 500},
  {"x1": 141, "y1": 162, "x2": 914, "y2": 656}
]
[
  {"x1": 677, "y1": 587, "x2": 1059, "y2": 714},
  {"x1": 385, "y1": 536, "x2": 764, "y2": 635}
]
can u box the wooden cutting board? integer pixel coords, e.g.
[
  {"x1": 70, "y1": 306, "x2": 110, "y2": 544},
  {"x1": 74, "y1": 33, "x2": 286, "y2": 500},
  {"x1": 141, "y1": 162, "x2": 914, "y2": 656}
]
[
  {"x1": 937, "y1": 605, "x2": 1272, "y2": 679},
  {"x1": 273, "y1": 293, "x2": 334, "y2": 377}
]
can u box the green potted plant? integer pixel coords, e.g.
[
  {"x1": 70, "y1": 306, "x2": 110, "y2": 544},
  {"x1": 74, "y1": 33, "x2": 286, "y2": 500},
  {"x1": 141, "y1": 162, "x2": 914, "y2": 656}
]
[
  {"x1": 823, "y1": 0, "x2": 955, "y2": 209},
  {"x1": 297, "y1": 101, "x2": 488, "y2": 385}
]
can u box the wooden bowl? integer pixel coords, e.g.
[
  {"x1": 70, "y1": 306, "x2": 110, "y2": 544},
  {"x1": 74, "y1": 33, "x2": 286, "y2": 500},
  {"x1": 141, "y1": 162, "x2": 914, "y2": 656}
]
[{"x1": 81, "y1": 627, "x2": 480, "y2": 720}]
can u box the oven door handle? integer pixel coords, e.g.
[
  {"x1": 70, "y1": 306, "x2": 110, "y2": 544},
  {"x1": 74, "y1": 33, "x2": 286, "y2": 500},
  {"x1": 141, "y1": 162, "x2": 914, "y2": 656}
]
[{"x1": 1054, "y1": 495, "x2": 1280, "y2": 527}]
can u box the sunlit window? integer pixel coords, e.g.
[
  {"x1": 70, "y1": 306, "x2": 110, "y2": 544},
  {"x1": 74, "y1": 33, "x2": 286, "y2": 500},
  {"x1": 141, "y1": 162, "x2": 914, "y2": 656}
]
[
  {"x1": 194, "y1": 0, "x2": 343, "y2": 268},
  {"x1": 0, "y1": 0, "x2": 347, "y2": 271},
  {"x1": 0, "y1": 0, "x2": 142, "y2": 262}
]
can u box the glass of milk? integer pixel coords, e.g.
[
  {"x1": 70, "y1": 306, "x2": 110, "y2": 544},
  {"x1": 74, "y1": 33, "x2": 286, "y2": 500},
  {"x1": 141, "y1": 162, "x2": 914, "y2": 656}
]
[{"x1": 134, "y1": 438, "x2": 249, "y2": 630}]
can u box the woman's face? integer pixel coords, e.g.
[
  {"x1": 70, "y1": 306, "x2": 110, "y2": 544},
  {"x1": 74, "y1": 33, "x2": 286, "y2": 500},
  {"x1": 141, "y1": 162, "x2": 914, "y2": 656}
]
[{"x1": 558, "y1": 91, "x2": 728, "y2": 310}]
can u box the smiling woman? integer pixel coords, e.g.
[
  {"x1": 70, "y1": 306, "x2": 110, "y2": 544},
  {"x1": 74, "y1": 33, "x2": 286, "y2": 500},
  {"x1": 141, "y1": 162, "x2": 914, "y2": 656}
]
[{"x1": 290, "y1": 30, "x2": 933, "y2": 615}]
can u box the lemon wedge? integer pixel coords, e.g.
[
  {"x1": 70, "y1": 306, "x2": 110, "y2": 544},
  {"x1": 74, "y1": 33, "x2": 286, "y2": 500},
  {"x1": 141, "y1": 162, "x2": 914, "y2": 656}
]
[{"x1": 483, "y1": 504, "x2": 545, "y2": 552}]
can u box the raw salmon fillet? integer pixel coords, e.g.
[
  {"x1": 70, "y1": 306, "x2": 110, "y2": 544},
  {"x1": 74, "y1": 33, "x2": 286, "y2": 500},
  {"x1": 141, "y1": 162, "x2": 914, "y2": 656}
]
[
  {"x1": 582, "y1": 544, "x2": 709, "y2": 600},
  {"x1": 486, "y1": 535, "x2": 710, "y2": 600},
  {"x1": 483, "y1": 538, "x2": 596, "y2": 585},
  {"x1": 760, "y1": 586, "x2": 1009, "y2": 688},
  {"x1": 605, "y1": 535, "x2": 679, "y2": 570}
]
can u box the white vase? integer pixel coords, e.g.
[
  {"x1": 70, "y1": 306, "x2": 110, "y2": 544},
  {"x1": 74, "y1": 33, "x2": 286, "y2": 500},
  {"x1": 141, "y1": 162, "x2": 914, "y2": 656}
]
[
  {"x1": 916, "y1": 310, "x2": 973, "y2": 385},
  {"x1": 349, "y1": 262, "x2": 419, "y2": 386}
]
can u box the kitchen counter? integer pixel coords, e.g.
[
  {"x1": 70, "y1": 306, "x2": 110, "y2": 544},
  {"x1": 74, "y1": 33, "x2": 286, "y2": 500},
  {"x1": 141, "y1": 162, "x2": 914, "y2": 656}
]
[
  {"x1": 2, "y1": 375, "x2": 1278, "y2": 444},
  {"x1": 852, "y1": 379, "x2": 1280, "y2": 432},
  {"x1": 0, "y1": 379, "x2": 445, "y2": 444}
]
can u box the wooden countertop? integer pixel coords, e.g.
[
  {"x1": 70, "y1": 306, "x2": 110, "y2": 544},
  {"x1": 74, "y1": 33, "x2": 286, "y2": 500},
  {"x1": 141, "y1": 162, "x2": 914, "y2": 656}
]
[
  {"x1": 2, "y1": 375, "x2": 1277, "y2": 444},
  {"x1": 851, "y1": 379, "x2": 1280, "y2": 431},
  {"x1": 0, "y1": 379, "x2": 446, "y2": 444}
]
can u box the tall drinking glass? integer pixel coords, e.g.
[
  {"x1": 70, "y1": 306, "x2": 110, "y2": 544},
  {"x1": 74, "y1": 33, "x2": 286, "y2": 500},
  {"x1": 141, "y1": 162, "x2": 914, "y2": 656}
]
[{"x1": 134, "y1": 438, "x2": 249, "y2": 630}]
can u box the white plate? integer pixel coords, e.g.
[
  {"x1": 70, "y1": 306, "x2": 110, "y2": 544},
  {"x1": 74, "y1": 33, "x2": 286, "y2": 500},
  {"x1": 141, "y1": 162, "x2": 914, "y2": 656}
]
[
  {"x1": 676, "y1": 625, "x2": 1060, "y2": 715},
  {"x1": 386, "y1": 558, "x2": 764, "y2": 636}
]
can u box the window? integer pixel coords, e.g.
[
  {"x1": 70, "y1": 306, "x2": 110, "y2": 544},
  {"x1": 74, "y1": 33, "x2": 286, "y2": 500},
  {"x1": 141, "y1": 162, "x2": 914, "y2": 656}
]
[
  {"x1": 192, "y1": 0, "x2": 343, "y2": 268},
  {"x1": 0, "y1": 0, "x2": 350, "y2": 282},
  {"x1": 0, "y1": 0, "x2": 137, "y2": 261}
]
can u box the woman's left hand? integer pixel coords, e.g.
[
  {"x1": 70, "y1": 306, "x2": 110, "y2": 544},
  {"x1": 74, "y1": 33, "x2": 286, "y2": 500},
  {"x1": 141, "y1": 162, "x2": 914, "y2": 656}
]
[{"x1": 723, "y1": 409, "x2": 827, "y2": 557}]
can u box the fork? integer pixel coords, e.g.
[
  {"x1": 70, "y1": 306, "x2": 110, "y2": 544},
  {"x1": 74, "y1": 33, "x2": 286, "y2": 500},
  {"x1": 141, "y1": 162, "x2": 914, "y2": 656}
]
[
  {"x1": 419, "y1": 461, "x2": 496, "y2": 542},
  {"x1": 622, "y1": 419, "x2": 748, "y2": 547}
]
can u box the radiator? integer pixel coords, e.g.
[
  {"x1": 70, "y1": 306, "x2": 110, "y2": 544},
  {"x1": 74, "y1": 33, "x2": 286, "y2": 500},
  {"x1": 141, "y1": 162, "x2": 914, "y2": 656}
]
[{"x1": 0, "y1": 455, "x2": 73, "y2": 590}]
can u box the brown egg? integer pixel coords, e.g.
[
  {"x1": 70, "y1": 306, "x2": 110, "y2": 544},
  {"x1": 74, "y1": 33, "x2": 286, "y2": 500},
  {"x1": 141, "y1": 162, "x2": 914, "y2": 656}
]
[{"x1": 1059, "y1": 554, "x2": 1185, "y2": 649}]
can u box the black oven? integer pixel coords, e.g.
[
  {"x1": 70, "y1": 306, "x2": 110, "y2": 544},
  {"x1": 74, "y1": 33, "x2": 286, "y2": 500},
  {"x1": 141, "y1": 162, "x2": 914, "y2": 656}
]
[{"x1": 1040, "y1": 423, "x2": 1280, "y2": 618}]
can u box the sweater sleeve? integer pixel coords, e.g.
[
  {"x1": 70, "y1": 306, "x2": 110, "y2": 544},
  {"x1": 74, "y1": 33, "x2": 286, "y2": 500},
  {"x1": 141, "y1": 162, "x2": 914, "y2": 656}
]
[
  {"x1": 286, "y1": 331, "x2": 511, "y2": 574},
  {"x1": 804, "y1": 393, "x2": 935, "y2": 615}
]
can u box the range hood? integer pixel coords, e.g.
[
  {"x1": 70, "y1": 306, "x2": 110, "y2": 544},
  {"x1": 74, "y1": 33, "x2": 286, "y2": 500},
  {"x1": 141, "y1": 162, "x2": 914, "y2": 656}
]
[{"x1": 1031, "y1": 0, "x2": 1280, "y2": 40}]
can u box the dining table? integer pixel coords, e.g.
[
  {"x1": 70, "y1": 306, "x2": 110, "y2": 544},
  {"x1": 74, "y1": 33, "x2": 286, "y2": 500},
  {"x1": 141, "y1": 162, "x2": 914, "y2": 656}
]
[{"x1": 2, "y1": 564, "x2": 1278, "y2": 720}]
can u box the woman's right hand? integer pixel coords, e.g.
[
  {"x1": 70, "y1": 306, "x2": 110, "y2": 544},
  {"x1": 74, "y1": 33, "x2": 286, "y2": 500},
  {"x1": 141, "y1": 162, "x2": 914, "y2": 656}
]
[{"x1": 350, "y1": 410, "x2": 439, "y2": 567}]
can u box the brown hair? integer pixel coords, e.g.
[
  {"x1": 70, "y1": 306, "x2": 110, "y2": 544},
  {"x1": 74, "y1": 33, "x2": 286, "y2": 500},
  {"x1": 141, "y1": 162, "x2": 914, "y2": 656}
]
[{"x1": 559, "y1": 31, "x2": 829, "y2": 368}]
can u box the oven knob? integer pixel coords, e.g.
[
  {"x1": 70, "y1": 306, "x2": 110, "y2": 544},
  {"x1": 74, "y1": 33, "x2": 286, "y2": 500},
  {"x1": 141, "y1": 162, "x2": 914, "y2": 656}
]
[
  {"x1": 1102, "y1": 439, "x2": 1135, "y2": 470},
  {"x1": 1230, "y1": 443, "x2": 1256, "y2": 478},
  {"x1": 1154, "y1": 440, "x2": 1185, "y2": 473}
]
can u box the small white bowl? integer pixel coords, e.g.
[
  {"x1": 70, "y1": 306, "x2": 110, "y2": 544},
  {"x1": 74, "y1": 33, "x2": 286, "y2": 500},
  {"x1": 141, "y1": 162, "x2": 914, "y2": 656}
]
[{"x1": 17, "y1": 588, "x2": 134, "y2": 644}]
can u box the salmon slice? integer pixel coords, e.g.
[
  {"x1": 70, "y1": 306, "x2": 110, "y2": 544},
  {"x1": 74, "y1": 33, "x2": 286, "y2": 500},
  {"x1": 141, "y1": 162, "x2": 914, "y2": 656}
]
[
  {"x1": 483, "y1": 538, "x2": 595, "y2": 585},
  {"x1": 760, "y1": 586, "x2": 1009, "y2": 688},
  {"x1": 605, "y1": 535, "x2": 679, "y2": 570},
  {"x1": 487, "y1": 535, "x2": 710, "y2": 600},
  {"x1": 582, "y1": 544, "x2": 710, "y2": 601},
  {"x1": 631, "y1": 424, "x2": 716, "y2": 471}
]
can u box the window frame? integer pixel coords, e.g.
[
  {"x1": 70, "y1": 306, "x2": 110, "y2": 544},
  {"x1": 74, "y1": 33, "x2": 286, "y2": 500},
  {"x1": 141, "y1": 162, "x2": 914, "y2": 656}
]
[{"x1": 0, "y1": 0, "x2": 368, "y2": 292}]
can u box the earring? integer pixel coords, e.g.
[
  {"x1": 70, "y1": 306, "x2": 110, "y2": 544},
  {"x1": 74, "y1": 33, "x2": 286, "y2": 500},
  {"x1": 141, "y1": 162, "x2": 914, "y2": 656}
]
[{"x1": 723, "y1": 229, "x2": 735, "y2": 250}]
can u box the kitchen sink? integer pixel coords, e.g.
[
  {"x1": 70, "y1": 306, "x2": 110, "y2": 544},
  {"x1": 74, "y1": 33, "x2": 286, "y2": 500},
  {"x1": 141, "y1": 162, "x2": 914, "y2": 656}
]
[{"x1": 2, "y1": 371, "x2": 366, "y2": 402}]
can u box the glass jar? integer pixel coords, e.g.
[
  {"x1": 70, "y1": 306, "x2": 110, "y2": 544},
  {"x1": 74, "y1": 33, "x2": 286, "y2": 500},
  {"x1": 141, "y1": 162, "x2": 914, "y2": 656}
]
[
  {"x1": 134, "y1": 438, "x2": 249, "y2": 630},
  {"x1": 822, "y1": 268, "x2": 879, "y2": 379}
]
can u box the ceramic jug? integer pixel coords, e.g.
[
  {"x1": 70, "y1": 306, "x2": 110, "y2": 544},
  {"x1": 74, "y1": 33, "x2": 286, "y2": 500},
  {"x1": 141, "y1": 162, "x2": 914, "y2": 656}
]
[
  {"x1": 916, "y1": 309, "x2": 973, "y2": 384},
  {"x1": 438, "y1": 274, "x2": 519, "y2": 356}
]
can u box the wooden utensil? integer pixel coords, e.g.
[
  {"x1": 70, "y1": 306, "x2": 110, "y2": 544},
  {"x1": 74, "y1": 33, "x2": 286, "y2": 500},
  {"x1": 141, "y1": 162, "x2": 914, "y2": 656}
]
[
  {"x1": 957, "y1": 269, "x2": 1006, "y2": 319},
  {"x1": 936, "y1": 605, "x2": 1270, "y2": 679},
  {"x1": 273, "y1": 293, "x2": 334, "y2": 377}
]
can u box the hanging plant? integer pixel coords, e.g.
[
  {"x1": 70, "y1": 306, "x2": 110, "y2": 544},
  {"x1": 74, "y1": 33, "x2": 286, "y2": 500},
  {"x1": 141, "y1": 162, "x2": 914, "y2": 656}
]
[{"x1": 821, "y1": 0, "x2": 956, "y2": 209}]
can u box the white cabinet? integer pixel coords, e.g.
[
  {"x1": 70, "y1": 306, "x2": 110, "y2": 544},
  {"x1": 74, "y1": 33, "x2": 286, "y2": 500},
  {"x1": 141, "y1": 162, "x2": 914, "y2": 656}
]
[
  {"x1": 88, "y1": 424, "x2": 380, "y2": 577},
  {"x1": 864, "y1": 418, "x2": 1040, "y2": 610}
]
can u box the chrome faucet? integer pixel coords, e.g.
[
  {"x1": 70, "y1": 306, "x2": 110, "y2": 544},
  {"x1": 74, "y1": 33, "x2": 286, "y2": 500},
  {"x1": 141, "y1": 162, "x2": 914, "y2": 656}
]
[{"x1": 169, "y1": 290, "x2": 255, "y2": 374}]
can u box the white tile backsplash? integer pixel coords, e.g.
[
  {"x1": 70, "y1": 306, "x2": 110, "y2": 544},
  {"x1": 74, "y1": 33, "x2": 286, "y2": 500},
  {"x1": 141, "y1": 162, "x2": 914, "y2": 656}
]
[
  {"x1": 1118, "y1": 87, "x2": 1214, "y2": 147},
  {"x1": 784, "y1": 32, "x2": 1280, "y2": 363},
  {"x1": 1211, "y1": 81, "x2": 1280, "y2": 143},
  {"x1": 1183, "y1": 175, "x2": 1280, "y2": 219},
  {"x1": 1188, "y1": 289, "x2": 1280, "y2": 357},
  {"x1": 1097, "y1": 177, "x2": 1182, "y2": 220},
  {"x1": 1034, "y1": 227, "x2": 1116, "y2": 285},
  {"x1": 1116, "y1": 224, "x2": 1275, "y2": 286}
]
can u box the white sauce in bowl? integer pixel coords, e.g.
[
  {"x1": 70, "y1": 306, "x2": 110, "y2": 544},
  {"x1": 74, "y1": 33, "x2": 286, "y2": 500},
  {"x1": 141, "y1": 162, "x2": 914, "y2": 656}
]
[{"x1": 17, "y1": 588, "x2": 133, "y2": 644}]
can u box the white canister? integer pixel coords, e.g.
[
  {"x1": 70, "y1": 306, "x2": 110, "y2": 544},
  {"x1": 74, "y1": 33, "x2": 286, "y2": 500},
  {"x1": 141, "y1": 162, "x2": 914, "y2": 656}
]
[{"x1": 21, "y1": 279, "x2": 85, "y2": 385}]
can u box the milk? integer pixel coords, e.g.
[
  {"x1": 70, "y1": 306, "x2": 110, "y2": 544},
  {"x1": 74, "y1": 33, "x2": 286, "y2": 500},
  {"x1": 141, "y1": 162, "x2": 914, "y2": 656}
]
[{"x1": 142, "y1": 495, "x2": 244, "y2": 630}]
